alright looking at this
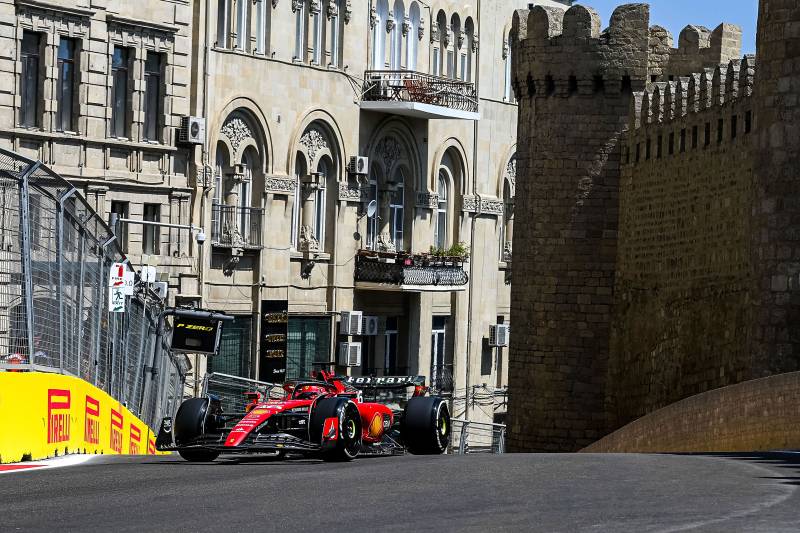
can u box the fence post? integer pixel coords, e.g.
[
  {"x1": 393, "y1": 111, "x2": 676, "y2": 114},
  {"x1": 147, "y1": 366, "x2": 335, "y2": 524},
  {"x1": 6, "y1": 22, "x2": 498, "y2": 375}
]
[
  {"x1": 499, "y1": 427, "x2": 506, "y2": 454},
  {"x1": 459, "y1": 422, "x2": 468, "y2": 454},
  {"x1": 93, "y1": 244, "x2": 108, "y2": 388},
  {"x1": 17, "y1": 161, "x2": 41, "y2": 368},
  {"x1": 56, "y1": 188, "x2": 77, "y2": 374}
]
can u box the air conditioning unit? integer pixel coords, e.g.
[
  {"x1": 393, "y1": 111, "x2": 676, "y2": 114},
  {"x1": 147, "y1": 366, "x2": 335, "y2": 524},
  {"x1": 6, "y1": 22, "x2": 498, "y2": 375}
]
[
  {"x1": 152, "y1": 281, "x2": 169, "y2": 300},
  {"x1": 338, "y1": 342, "x2": 362, "y2": 367},
  {"x1": 339, "y1": 310, "x2": 363, "y2": 336},
  {"x1": 489, "y1": 324, "x2": 510, "y2": 347},
  {"x1": 348, "y1": 156, "x2": 369, "y2": 175},
  {"x1": 179, "y1": 116, "x2": 206, "y2": 145},
  {"x1": 362, "y1": 316, "x2": 379, "y2": 336}
]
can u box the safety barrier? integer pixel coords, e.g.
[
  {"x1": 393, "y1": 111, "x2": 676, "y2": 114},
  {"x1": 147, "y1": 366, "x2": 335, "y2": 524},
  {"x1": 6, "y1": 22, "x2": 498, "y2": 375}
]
[
  {"x1": 451, "y1": 418, "x2": 506, "y2": 454},
  {"x1": 0, "y1": 372, "x2": 162, "y2": 463}
]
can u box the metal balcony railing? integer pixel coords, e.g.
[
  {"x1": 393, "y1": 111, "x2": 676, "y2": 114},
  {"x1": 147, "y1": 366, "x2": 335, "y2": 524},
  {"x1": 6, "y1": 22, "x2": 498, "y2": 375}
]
[
  {"x1": 211, "y1": 204, "x2": 263, "y2": 249},
  {"x1": 430, "y1": 364, "x2": 454, "y2": 394},
  {"x1": 354, "y1": 253, "x2": 469, "y2": 288},
  {"x1": 362, "y1": 70, "x2": 478, "y2": 114}
]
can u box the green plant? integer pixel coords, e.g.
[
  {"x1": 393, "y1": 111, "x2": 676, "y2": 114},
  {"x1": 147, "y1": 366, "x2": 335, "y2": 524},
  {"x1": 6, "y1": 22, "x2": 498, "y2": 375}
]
[{"x1": 446, "y1": 242, "x2": 470, "y2": 259}]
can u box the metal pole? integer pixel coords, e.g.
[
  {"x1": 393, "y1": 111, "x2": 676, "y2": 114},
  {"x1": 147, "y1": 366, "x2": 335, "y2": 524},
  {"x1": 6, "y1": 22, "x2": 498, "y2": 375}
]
[
  {"x1": 130, "y1": 302, "x2": 148, "y2": 416},
  {"x1": 93, "y1": 245, "x2": 107, "y2": 388},
  {"x1": 17, "y1": 161, "x2": 42, "y2": 367}
]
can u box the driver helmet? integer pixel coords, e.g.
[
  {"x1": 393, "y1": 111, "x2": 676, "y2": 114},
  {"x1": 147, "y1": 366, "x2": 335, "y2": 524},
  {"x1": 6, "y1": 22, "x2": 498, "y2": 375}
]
[{"x1": 295, "y1": 385, "x2": 326, "y2": 400}]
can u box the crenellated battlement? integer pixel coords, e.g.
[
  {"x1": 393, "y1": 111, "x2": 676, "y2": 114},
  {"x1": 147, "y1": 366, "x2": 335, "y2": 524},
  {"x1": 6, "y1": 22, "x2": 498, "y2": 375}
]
[
  {"x1": 649, "y1": 23, "x2": 743, "y2": 81},
  {"x1": 630, "y1": 55, "x2": 756, "y2": 131},
  {"x1": 511, "y1": 4, "x2": 651, "y2": 97}
]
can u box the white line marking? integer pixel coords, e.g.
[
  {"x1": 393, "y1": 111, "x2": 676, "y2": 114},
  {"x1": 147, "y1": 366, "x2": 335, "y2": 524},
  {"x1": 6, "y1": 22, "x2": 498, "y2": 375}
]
[{"x1": 0, "y1": 454, "x2": 98, "y2": 475}]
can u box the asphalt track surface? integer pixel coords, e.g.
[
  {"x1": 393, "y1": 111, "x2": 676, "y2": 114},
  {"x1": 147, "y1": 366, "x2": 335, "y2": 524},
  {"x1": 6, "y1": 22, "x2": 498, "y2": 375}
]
[{"x1": 2, "y1": 452, "x2": 800, "y2": 532}]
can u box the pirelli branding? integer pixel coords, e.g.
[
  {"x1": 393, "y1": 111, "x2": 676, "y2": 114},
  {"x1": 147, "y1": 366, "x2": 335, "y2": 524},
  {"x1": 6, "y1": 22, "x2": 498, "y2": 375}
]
[
  {"x1": 171, "y1": 317, "x2": 221, "y2": 354},
  {"x1": 129, "y1": 424, "x2": 142, "y2": 455},
  {"x1": 84, "y1": 396, "x2": 101, "y2": 445},
  {"x1": 110, "y1": 408, "x2": 124, "y2": 453},
  {"x1": 47, "y1": 389, "x2": 71, "y2": 444}
]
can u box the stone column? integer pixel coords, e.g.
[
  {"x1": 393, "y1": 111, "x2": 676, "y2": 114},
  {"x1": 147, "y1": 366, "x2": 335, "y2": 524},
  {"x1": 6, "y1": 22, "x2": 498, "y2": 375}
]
[
  {"x1": 85, "y1": 185, "x2": 108, "y2": 218},
  {"x1": 377, "y1": 183, "x2": 397, "y2": 252},
  {"x1": 299, "y1": 173, "x2": 321, "y2": 252},
  {"x1": 223, "y1": 169, "x2": 243, "y2": 247}
]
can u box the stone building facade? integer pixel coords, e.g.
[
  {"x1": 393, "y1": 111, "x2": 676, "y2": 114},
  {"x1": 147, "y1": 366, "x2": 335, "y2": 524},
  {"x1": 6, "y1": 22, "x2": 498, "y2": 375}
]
[
  {"x1": 0, "y1": 0, "x2": 196, "y2": 290},
  {"x1": 508, "y1": 1, "x2": 800, "y2": 452},
  {"x1": 181, "y1": 0, "x2": 572, "y2": 422}
]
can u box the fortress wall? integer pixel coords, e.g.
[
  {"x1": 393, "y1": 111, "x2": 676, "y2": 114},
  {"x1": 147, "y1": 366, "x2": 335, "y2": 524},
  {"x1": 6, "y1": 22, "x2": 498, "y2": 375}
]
[{"x1": 607, "y1": 57, "x2": 757, "y2": 428}]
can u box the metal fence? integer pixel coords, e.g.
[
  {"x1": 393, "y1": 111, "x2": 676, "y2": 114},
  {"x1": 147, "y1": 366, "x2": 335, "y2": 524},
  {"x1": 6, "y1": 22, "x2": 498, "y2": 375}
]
[
  {"x1": 202, "y1": 372, "x2": 281, "y2": 415},
  {"x1": 451, "y1": 419, "x2": 506, "y2": 454},
  {"x1": 0, "y1": 148, "x2": 188, "y2": 429}
]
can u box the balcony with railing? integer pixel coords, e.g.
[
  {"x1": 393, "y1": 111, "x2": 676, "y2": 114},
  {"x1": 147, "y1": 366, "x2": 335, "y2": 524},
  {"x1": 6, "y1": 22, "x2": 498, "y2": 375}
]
[
  {"x1": 361, "y1": 70, "x2": 479, "y2": 120},
  {"x1": 354, "y1": 250, "x2": 468, "y2": 292},
  {"x1": 210, "y1": 204, "x2": 263, "y2": 249}
]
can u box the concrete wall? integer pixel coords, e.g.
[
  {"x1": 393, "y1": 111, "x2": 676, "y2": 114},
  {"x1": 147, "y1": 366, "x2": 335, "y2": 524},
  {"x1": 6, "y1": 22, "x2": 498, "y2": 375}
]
[{"x1": 583, "y1": 371, "x2": 800, "y2": 453}]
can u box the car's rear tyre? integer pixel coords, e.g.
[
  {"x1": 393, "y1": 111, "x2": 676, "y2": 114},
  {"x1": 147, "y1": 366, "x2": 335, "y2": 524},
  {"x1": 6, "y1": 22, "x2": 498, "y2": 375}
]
[
  {"x1": 402, "y1": 396, "x2": 450, "y2": 454},
  {"x1": 174, "y1": 397, "x2": 221, "y2": 462},
  {"x1": 310, "y1": 397, "x2": 362, "y2": 462}
]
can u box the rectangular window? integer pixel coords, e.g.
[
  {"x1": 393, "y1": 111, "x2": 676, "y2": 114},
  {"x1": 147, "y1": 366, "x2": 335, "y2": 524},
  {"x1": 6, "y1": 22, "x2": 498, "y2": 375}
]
[
  {"x1": 143, "y1": 203, "x2": 160, "y2": 255},
  {"x1": 717, "y1": 118, "x2": 724, "y2": 144},
  {"x1": 20, "y1": 31, "x2": 41, "y2": 128},
  {"x1": 384, "y1": 317, "x2": 399, "y2": 374},
  {"x1": 432, "y1": 47, "x2": 440, "y2": 76},
  {"x1": 459, "y1": 54, "x2": 467, "y2": 81},
  {"x1": 704, "y1": 122, "x2": 711, "y2": 147},
  {"x1": 217, "y1": 0, "x2": 229, "y2": 48},
  {"x1": 680, "y1": 128, "x2": 686, "y2": 153},
  {"x1": 286, "y1": 316, "x2": 331, "y2": 380},
  {"x1": 294, "y1": 3, "x2": 305, "y2": 61},
  {"x1": 111, "y1": 47, "x2": 129, "y2": 138},
  {"x1": 390, "y1": 185, "x2": 404, "y2": 251},
  {"x1": 209, "y1": 316, "x2": 253, "y2": 378},
  {"x1": 143, "y1": 53, "x2": 162, "y2": 142},
  {"x1": 447, "y1": 50, "x2": 454, "y2": 78},
  {"x1": 657, "y1": 135, "x2": 663, "y2": 158},
  {"x1": 56, "y1": 38, "x2": 77, "y2": 132},
  {"x1": 481, "y1": 338, "x2": 493, "y2": 376},
  {"x1": 110, "y1": 201, "x2": 128, "y2": 252},
  {"x1": 645, "y1": 138, "x2": 651, "y2": 160}
]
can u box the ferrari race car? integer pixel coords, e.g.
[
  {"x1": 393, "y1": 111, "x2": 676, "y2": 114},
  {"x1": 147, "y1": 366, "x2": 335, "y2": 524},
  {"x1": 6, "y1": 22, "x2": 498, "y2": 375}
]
[{"x1": 156, "y1": 372, "x2": 450, "y2": 462}]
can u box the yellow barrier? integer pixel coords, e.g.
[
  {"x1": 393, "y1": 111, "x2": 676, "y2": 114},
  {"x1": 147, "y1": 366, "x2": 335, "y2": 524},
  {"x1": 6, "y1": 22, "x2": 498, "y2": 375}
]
[{"x1": 0, "y1": 372, "x2": 159, "y2": 463}]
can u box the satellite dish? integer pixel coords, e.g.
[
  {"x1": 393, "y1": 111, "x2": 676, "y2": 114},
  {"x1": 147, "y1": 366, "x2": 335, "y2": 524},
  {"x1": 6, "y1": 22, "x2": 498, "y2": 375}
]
[{"x1": 366, "y1": 200, "x2": 378, "y2": 218}]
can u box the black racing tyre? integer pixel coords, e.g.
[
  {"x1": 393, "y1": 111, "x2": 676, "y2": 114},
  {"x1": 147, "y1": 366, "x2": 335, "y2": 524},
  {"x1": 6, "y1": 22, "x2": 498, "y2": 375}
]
[
  {"x1": 174, "y1": 397, "x2": 220, "y2": 462},
  {"x1": 402, "y1": 396, "x2": 450, "y2": 454},
  {"x1": 310, "y1": 397, "x2": 362, "y2": 462}
]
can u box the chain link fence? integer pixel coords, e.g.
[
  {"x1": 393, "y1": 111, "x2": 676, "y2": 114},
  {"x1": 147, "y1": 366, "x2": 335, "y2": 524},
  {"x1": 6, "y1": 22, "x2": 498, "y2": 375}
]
[{"x1": 0, "y1": 148, "x2": 187, "y2": 429}]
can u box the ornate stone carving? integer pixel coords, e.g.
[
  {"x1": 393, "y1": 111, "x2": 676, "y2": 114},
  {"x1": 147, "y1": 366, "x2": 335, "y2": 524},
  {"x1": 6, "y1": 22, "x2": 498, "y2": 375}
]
[
  {"x1": 416, "y1": 192, "x2": 439, "y2": 209},
  {"x1": 402, "y1": 17, "x2": 411, "y2": 37},
  {"x1": 503, "y1": 241, "x2": 513, "y2": 263},
  {"x1": 370, "y1": 6, "x2": 377, "y2": 29},
  {"x1": 299, "y1": 226, "x2": 320, "y2": 252},
  {"x1": 480, "y1": 199, "x2": 505, "y2": 216},
  {"x1": 326, "y1": 0, "x2": 338, "y2": 19},
  {"x1": 457, "y1": 30, "x2": 465, "y2": 49},
  {"x1": 443, "y1": 28, "x2": 451, "y2": 48},
  {"x1": 309, "y1": 0, "x2": 321, "y2": 14},
  {"x1": 418, "y1": 16, "x2": 425, "y2": 41},
  {"x1": 386, "y1": 14, "x2": 395, "y2": 33},
  {"x1": 377, "y1": 232, "x2": 395, "y2": 252},
  {"x1": 502, "y1": 40, "x2": 510, "y2": 60},
  {"x1": 338, "y1": 182, "x2": 366, "y2": 203},
  {"x1": 472, "y1": 33, "x2": 479, "y2": 53},
  {"x1": 299, "y1": 129, "x2": 328, "y2": 165},
  {"x1": 291, "y1": 0, "x2": 303, "y2": 12},
  {"x1": 272, "y1": 0, "x2": 279, "y2": 8},
  {"x1": 506, "y1": 157, "x2": 516, "y2": 190},
  {"x1": 462, "y1": 195, "x2": 479, "y2": 213},
  {"x1": 220, "y1": 117, "x2": 253, "y2": 157},
  {"x1": 265, "y1": 176, "x2": 297, "y2": 194},
  {"x1": 375, "y1": 136, "x2": 402, "y2": 173},
  {"x1": 344, "y1": 0, "x2": 352, "y2": 24},
  {"x1": 430, "y1": 21, "x2": 439, "y2": 43}
]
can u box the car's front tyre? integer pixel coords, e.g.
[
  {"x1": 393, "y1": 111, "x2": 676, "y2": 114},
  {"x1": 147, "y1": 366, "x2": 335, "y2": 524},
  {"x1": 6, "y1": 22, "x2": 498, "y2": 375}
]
[
  {"x1": 310, "y1": 397, "x2": 362, "y2": 462},
  {"x1": 174, "y1": 397, "x2": 221, "y2": 462},
  {"x1": 402, "y1": 396, "x2": 450, "y2": 454}
]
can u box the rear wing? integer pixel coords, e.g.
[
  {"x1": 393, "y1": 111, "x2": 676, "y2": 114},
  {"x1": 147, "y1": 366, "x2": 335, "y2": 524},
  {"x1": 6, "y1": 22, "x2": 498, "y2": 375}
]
[{"x1": 335, "y1": 375, "x2": 426, "y2": 389}]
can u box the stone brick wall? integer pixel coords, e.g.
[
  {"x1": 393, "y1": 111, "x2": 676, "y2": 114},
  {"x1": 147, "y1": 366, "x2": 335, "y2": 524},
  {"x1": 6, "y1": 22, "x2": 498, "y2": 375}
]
[
  {"x1": 648, "y1": 23, "x2": 742, "y2": 81},
  {"x1": 608, "y1": 56, "x2": 758, "y2": 429},
  {"x1": 506, "y1": 4, "x2": 650, "y2": 452},
  {"x1": 583, "y1": 371, "x2": 800, "y2": 453}
]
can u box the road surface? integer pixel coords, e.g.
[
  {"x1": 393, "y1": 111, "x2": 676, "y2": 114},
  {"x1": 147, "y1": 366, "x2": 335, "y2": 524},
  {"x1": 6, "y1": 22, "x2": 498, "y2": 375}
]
[{"x1": 2, "y1": 452, "x2": 799, "y2": 532}]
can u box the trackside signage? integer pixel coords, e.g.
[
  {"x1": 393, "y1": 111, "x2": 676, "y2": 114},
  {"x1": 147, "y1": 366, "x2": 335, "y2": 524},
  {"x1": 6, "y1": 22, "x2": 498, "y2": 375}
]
[
  {"x1": 171, "y1": 317, "x2": 221, "y2": 355},
  {"x1": 0, "y1": 373, "x2": 162, "y2": 464}
]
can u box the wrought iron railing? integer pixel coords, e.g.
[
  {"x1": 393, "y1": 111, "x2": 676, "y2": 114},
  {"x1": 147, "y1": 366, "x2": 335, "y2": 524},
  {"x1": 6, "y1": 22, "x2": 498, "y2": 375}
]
[
  {"x1": 211, "y1": 204, "x2": 263, "y2": 248},
  {"x1": 431, "y1": 364, "x2": 454, "y2": 393},
  {"x1": 362, "y1": 70, "x2": 478, "y2": 114},
  {"x1": 355, "y1": 253, "x2": 468, "y2": 287}
]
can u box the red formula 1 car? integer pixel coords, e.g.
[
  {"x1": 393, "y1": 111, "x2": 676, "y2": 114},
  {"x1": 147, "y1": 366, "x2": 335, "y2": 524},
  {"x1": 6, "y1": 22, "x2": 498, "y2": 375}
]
[{"x1": 156, "y1": 372, "x2": 450, "y2": 462}]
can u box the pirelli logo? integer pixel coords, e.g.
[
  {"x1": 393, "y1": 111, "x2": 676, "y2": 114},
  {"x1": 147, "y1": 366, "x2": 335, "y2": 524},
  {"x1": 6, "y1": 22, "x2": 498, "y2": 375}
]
[
  {"x1": 84, "y1": 396, "x2": 101, "y2": 445},
  {"x1": 129, "y1": 424, "x2": 141, "y2": 455},
  {"x1": 175, "y1": 323, "x2": 214, "y2": 332},
  {"x1": 47, "y1": 389, "x2": 71, "y2": 444},
  {"x1": 110, "y1": 408, "x2": 124, "y2": 453}
]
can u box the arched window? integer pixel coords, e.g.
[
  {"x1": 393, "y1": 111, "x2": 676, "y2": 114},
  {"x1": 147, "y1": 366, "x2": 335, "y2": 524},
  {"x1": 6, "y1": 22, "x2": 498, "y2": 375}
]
[
  {"x1": 316, "y1": 156, "x2": 332, "y2": 247},
  {"x1": 504, "y1": 31, "x2": 513, "y2": 101},
  {"x1": 435, "y1": 172, "x2": 449, "y2": 250},
  {"x1": 449, "y1": 14, "x2": 460, "y2": 79},
  {"x1": 216, "y1": 0, "x2": 230, "y2": 48},
  {"x1": 434, "y1": 11, "x2": 447, "y2": 76},
  {"x1": 465, "y1": 18, "x2": 475, "y2": 82},
  {"x1": 293, "y1": 124, "x2": 338, "y2": 252},
  {"x1": 235, "y1": 0, "x2": 249, "y2": 50},
  {"x1": 407, "y1": 2, "x2": 420, "y2": 70},
  {"x1": 373, "y1": 0, "x2": 389, "y2": 69},
  {"x1": 294, "y1": 1, "x2": 306, "y2": 61},
  {"x1": 390, "y1": 0, "x2": 404, "y2": 70},
  {"x1": 255, "y1": 0, "x2": 271, "y2": 55},
  {"x1": 390, "y1": 167, "x2": 405, "y2": 251}
]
